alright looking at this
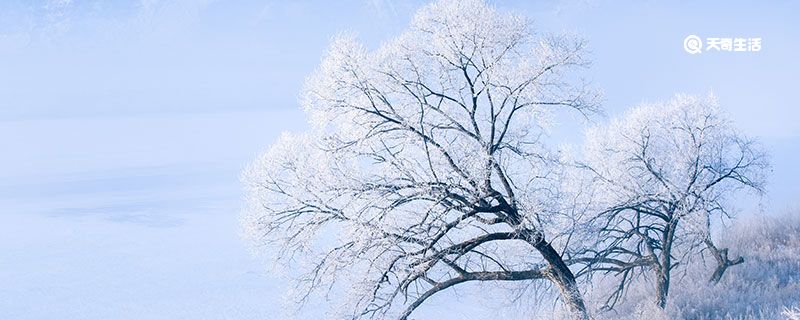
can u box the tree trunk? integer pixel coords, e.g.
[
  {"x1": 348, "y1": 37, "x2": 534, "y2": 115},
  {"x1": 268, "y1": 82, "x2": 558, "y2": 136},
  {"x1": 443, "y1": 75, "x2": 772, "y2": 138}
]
[
  {"x1": 533, "y1": 240, "x2": 589, "y2": 320},
  {"x1": 709, "y1": 259, "x2": 741, "y2": 284},
  {"x1": 655, "y1": 268, "x2": 669, "y2": 309},
  {"x1": 655, "y1": 221, "x2": 676, "y2": 309},
  {"x1": 704, "y1": 239, "x2": 745, "y2": 284}
]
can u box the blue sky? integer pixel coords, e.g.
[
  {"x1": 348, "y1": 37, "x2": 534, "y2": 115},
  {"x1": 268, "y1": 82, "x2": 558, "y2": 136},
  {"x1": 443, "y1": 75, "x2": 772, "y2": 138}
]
[
  {"x1": 0, "y1": 1, "x2": 798, "y2": 319},
  {"x1": 1, "y1": 0, "x2": 797, "y2": 207}
]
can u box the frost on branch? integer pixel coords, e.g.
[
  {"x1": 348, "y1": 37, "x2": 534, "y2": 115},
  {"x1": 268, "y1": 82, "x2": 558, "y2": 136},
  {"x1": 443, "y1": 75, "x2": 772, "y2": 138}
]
[
  {"x1": 579, "y1": 94, "x2": 768, "y2": 309},
  {"x1": 242, "y1": 0, "x2": 600, "y2": 319}
]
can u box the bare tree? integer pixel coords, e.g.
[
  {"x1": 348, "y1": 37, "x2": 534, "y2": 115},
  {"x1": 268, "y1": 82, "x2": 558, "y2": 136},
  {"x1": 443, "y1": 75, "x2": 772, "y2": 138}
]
[
  {"x1": 578, "y1": 94, "x2": 768, "y2": 309},
  {"x1": 242, "y1": 0, "x2": 600, "y2": 319}
]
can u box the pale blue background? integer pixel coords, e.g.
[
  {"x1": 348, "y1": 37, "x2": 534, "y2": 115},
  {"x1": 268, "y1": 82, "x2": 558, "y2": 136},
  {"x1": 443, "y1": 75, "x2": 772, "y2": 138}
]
[{"x1": 1, "y1": 1, "x2": 797, "y2": 319}]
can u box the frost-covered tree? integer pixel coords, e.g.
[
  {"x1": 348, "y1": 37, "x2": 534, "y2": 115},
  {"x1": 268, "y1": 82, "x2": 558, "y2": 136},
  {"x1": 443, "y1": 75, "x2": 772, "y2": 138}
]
[
  {"x1": 242, "y1": 0, "x2": 600, "y2": 319},
  {"x1": 580, "y1": 94, "x2": 768, "y2": 309}
]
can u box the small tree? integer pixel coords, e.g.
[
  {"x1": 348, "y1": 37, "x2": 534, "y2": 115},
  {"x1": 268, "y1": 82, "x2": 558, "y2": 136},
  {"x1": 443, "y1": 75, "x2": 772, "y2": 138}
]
[
  {"x1": 242, "y1": 0, "x2": 599, "y2": 318},
  {"x1": 580, "y1": 94, "x2": 768, "y2": 309}
]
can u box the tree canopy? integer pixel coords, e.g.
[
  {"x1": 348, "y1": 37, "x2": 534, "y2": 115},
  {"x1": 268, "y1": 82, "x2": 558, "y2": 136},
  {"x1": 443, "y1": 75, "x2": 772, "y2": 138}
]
[{"x1": 242, "y1": 0, "x2": 599, "y2": 318}]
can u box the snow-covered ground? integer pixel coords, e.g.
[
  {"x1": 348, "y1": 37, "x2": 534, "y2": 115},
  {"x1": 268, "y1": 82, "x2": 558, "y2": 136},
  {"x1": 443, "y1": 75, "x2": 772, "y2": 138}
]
[{"x1": 0, "y1": 111, "x2": 296, "y2": 319}]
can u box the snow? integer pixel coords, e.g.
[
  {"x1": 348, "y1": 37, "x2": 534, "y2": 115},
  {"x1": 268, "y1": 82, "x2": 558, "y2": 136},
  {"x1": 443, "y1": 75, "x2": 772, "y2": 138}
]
[{"x1": 0, "y1": 110, "x2": 300, "y2": 319}]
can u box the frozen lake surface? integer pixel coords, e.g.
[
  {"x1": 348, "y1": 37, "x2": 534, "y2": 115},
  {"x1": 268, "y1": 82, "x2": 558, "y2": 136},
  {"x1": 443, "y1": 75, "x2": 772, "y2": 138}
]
[{"x1": 0, "y1": 111, "x2": 293, "y2": 319}]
